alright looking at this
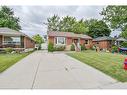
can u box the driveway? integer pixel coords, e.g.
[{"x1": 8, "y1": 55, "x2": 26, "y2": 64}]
[{"x1": 0, "y1": 50, "x2": 125, "y2": 89}]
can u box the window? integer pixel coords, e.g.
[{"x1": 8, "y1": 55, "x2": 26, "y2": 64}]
[
  {"x1": 56, "y1": 37, "x2": 66, "y2": 45},
  {"x1": 4, "y1": 36, "x2": 21, "y2": 45}
]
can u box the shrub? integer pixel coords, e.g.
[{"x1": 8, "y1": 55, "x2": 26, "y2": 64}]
[
  {"x1": 48, "y1": 42, "x2": 54, "y2": 52},
  {"x1": 4, "y1": 47, "x2": 13, "y2": 53},
  {"x1": 80, "y1": 44, "x2": 86, "y2": 51},
  {"x1": 54, "y1": 45, "x2": 65, "y2": 51},
  {"x1": 70, "y1": 44, "x2": 75, "y2": 51},
  {"x1": 120, "y1": 42, "x2": 127, "y2": 48},
  {"x1": 111, "y1": 45, "x2": 118, "y2": 53}
]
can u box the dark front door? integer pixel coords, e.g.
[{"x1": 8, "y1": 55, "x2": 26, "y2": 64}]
[{"x1": 73, "y1": 39, "x2": 78, "y2": 46}]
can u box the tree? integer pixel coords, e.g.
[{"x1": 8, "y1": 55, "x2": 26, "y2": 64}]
[
  {"x1": 46, "y1": 15, "x2": 89, "y2": 34},
  {"x1": 120, "y1": 29, "x2": 127, "y2": 38},
  {"x1": 59, "y1": 16, "x2": 76, "y2": 32},
  {"x1": 47, "y1": 15, "x2": 60, "y2": 31},
  {"x1": 101, "y1": 6, "x2": 127, "y2": 30},
  {"x1": 32, "y1": 34, "x2": 44, "y2": 44},
  {"x1": 0, "y1": 6, "x2": 21, "y2": 31},
  {"x1": 85, "y1": 19, "x2": 111, "y2": 38},
  {"x1": 72, "y1": 19, "x2": 89, "y2": 34}
]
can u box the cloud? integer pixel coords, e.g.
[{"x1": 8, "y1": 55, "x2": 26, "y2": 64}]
[{"x1": 9, "y1": 6, "x2": 105, "y2": 37}]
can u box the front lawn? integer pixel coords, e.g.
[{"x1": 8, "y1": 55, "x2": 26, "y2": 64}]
[
  {"x1": 0, "y1": 52, "x2": 32, "y2": 72},
  {"x1": 67, "y1": 50, "x2": 127, "y2": 82}
]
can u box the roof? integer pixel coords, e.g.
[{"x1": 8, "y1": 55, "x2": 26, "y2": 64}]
[
  {"x1": 48, "y1": 31, "x2": 92, "y2": 39},
  {"x1": 0, "y1": 27, "x2": 34, "y2": 41},
  {"x1": 93, "y1": 36, "x2": 113, "y2": 41},
  {"x1": 0, "y1": 27, "x2": 25, "y2": 36},
  {"x1": 116, "y1": 37, "x2": 127, "y2": 41}
]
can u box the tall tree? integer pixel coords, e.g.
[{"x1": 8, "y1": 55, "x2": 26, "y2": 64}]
[
  {"x1": 85, "y1": 19, "x2": 111, "y2": 38},
  {"x1": 59, "y1": 16, "x2": 76, "y2": 32},
  {"x1": 72, "y1": 19, "x2": 89, "y2": 34},
  {"x1": 101, "y1": 6, "x2": 127, "y2": 30},
  {"x1": 46, "y1": 15, "x2": 88, "y2": 34},
  {"x1": 0, "y1": 6, "x2": 21, "y2": 31},
  {"x1": 47, "y1": 15, "x2": 60, "y2": 31}
]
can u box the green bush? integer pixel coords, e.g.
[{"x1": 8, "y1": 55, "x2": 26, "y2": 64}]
[
  {"x1": 111, "y1": 45, "x2": 118, "y2": 53},
  {"x1": 4, "y1": 47, "x2": 13, "y2": 53},
  {"x1": 54, "y1": 45, "x2": 65, "y2": 51},
  {"x1": 70, "y1": 44, "x2": 75, "y2": 51},
  {"x1": 120, "y1": 42, "x2": 127, "y2": 48},
  {"x1": 80, "y1": 44, "x2": 86, "y2": 51},
  {"x1": 48, "y1": 42, "x2": 54, "y2": 52}
]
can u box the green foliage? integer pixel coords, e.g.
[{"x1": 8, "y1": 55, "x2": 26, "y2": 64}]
[
  {"x1": 0, "y1": 6, "x2": 21, "y2": 30},
  {"x1": 47, "y1": 15, "x2": 60, "y2": 31},
  {"x1": 46, "y1": 15, "x2": 89, "y2": 34},
  {"x1": 48, "y1": 42, "x2": 54, "y2": 52},
  {"x1": 54, "y1": 45, "x2": 65, "y2": 51},
  {"x1": 32, "y1": 34, "x2": 44, "y2": 44},
  {"x1": 85, "y1": 19, "x2": 111, "y2": 38},
  {"x1": 120, "y1": 42, "x2": 127, "y2": 48},
  {"x1": 111, "y1": 45, "x2": 118, "y2": 53},
  {"x1": 4, "y1": 47, "x2": 13, "y2": 53},
  {"x1": 80, "y1": 44, "x2": 86, "y2": 51},
  {"x1": 70, "y1": 44, "x2": 75, "y2": 51},
  {"x1": 121, "y1": 29, "x2": 127, "y2": 38},
  {"x1": 101, "y1": 6, "x2": 127, "y2": 30}
]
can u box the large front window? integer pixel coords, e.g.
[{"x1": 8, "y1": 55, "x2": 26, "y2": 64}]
[
  {"x1": 56, "y1": 37, "x2": 66, "y2": 45},
  {"x1": 3, "y1": 36, "x2": 21, "y2": 45}
]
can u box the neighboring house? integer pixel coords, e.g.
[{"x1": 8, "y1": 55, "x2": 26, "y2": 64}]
[
  {"x1": 0, "y1": 27, "x2": 35, "y2": 50},
  {"x1": 115, "y1": 37, "x2": 127, "y2": 46},
  {"x1": 48, "y1": 31, "x2": 93, "y2": 51},
  {"x1": 93, "y1": 36, "x2": 114, "y2": 50}
]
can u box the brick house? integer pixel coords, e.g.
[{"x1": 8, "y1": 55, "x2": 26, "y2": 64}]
[
  {"x1": 93, "y1": 36, "x2": 114, "y2": 50},
  {"x1": 48, "y1": 31, "x2": 93, "y2": 51},
  {"x1": 0, "y1": 27, "x2": 35, "y2": 50}
]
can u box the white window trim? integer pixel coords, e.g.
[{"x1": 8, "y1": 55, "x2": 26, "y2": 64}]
[{"x1": 55, "y1": 37, "x2": 66, "y2": 45}]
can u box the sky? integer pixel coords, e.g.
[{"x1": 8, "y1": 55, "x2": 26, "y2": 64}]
[{"x1": 9, "y1": 6, "x2": 121, "y2": 37}]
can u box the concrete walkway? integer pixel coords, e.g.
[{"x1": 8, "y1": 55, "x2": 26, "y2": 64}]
[{"x1": 0, "y1": 50, "x2": 125, "y2": 89}]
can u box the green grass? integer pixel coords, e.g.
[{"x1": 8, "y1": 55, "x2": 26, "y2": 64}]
[
  {"x1": 0, "y1": 52, "x2": 32, "y2": 72},
  {"x1": 67, "y1": 50, "x2": 127, "y2": 82}
]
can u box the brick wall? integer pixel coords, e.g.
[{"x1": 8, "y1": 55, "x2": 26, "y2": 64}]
[
  {"x1": 48, "y1": 36, "x2": 54, "y2": 44},
  {"x1": 93, "y1": 40, "x2": 111, "y2": 49},
  {"x1": 80, "y1": 39, "x2": 85, "y2": 45},
  {"x1": 24, "y1": 37, "x2": 35, "y2": 48},
  {"x1": 48, "y1": 36, "x2": 93, "y2": 50},
  {"x1": 66, "y1": 37, "x2": 72, "y2": 45},
  {"x1": 0, "y1": 35, "x2": 2, "y2": 48},
  {"x1": 80, "y1": 39, "x2": 93, "y2": 49}
]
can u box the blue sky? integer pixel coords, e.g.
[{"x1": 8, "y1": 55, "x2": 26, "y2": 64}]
[{"x1": 10, "y1": 6, "x2": 121, "y2": 37}]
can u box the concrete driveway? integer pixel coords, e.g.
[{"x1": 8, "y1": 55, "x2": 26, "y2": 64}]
[{"x1": 0, "y1": 50, "x2": 124, "y2": 89}]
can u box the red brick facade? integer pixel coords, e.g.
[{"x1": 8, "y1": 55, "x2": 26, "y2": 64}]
[
  {"x1": 24, "y1": 37, "x2": 35, "y2": 48},
  {"x1": 93, "y1": 40, "x2": 112, "y2": 50},
  {"x1": 48, "y1": 36, "x2": 93, "y2": 49},
  {"x1": 66, "y1": 37, "x2": 72, "y2": 45},
  {"x1": 0, "y1": 35, "x2": 2, "y2": 48},
  {"x1": 48, "y1": 36, "x2": 55, "y2": 44}
]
